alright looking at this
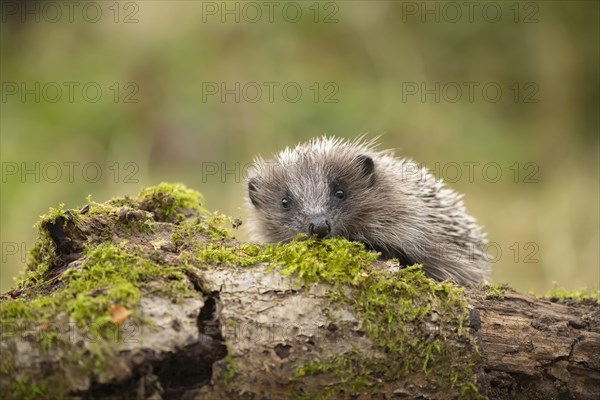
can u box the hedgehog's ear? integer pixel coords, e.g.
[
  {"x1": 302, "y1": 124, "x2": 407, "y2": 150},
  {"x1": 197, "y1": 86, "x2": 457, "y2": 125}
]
[
  {"x1": 248, "y1": 178, "x2": 260, "y2": 207},
  {"x1": 355, "y1": 155, "x2": 375, "y2": 184}
]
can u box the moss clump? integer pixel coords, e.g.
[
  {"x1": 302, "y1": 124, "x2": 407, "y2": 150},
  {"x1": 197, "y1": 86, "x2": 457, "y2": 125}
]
[
  {"x1": 1, "y1": 183, "x2": 227, "y2": 398},
  {"x1": 1, "y1": 243, "x2": 195, "y2": 339},
  {"x1": 171, "y1": 213, "x2": 233, "y2": 250},
  {"x1": 3, "y1": 183, "x2": 210, "y2": 340},
  {"x1": 220, "y1": 346, "x2": 237, "y2": 385},
  {"x1": 265, "y1": 235, "x2": 377, "y2": 287},
  {"x1": 138, "y1": 182, "x2": 204, "y2": 222},
  {"x1": 23, "y1": 204, "x2": 77, "y2": 284},
  {"x1": 171, "y1": 218, "x2": 206, "y2": 249},
  {"x1": 268, "y1": 236, "x2": 481, "y2": 399},
  {"x1": 543, "y1": 282, "x2": 599, "y2": 303},
  {"x1": 171, "y1": 214, "x2": 270, "y2": 268},
  {"x1": 115, "y1": 209, "x2": 156, "y2": 235},
  {"x1": 197, "y1": 242, "x2": 269, "y2": 267},
  {"x1": 203, "y1": 212, "x2": 235, "y2": 240},
  {"x1": 17, "y1": 182, "x2": 212, "y2": 287},
  {"x1": 485, "y1": 283, "x2": 509, "y2": 300}
]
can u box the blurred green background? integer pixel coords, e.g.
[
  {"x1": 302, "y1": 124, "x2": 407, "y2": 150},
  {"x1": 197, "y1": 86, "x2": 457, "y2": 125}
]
[{"x1": 1, "y1": 1, "x2": 598, "y2": 294}]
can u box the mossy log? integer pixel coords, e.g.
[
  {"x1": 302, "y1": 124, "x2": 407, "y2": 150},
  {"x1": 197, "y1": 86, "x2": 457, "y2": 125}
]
[{"x1": 0, "y1": 184, "x2": 598, "y2": 400}]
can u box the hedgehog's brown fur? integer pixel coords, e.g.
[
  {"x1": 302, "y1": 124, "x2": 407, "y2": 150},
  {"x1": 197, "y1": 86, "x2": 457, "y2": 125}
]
[{"x1": 246, "y1": 136, "x2": 490, "y2": 286}]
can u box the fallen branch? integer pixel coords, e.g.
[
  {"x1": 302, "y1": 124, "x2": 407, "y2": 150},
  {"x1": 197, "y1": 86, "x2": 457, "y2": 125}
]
[{"x1": 1, "y1": 184, "x2": 597, "y2": 399}]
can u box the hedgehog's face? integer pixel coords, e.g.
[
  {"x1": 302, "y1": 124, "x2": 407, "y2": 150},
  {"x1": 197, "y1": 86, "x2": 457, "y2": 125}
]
[{"x1": 247, "y1": 154, "x2": 376, "y2": 243}]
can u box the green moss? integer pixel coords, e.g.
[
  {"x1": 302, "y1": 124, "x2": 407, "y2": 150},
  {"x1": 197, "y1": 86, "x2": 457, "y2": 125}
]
[
  {"x1": 2, "y1": 243, "x2": 194, "y2": 339},
  {"x1": 171, "y1": 219, "x2": 204, "y2": 249},
  {"x1": 0, "y1": 238, "x2": 198, "y2": 397},
  {"x1": 38, "y1": 330, "x2": 63, "y2": 354},
  {"x1": 293, "y1": 348, "x2": 370, "y2": 386},
  {"x1": 16, "y1": 183, "x2": 210, "y2": 290},
  {"x1": 221, "y1": 348, "x2": 237, "y2": 386},
  {"x1": 543, "y1": 282, "x2": 599, "y2": 302},
  {"x1": 204, "y1": 212, "x2": 235, "y2": 240},
  {"x1": 485, "y1": 283, "x2": 509, "y2": 300},
  {"x1": 171, "y1": 214, "x2": 269, "y2": 268},
  {"x1": 116, "y1": 210, "x2": 156, "y2": 235},
  {"x1": 265, "y1": 235, "x2": 376, "y2": 287},
  {"x1": 85, "y1": 198, "x2": 119, "y2": 215},
  {"x1": 269, "y1": 236, "x2": 482, "y2": 398},
  {"x1": 2, "y1": 378, "x2": 67, "y2": 400},
  {"x1": 171, "y1": 213, "x2": 234, "y2": 250},
  {"x1": 1, "y1": 347, "x2": 66, "y2": 398},
  {"x1": 197, "y1": 242, "x2": 268, "y2": 267},
  {"x1": 137, "y1": 182, "x2": 204, "y2": 222},
  {"x1": 23, "y1": 204, "x2": 73, "y2": 281}
]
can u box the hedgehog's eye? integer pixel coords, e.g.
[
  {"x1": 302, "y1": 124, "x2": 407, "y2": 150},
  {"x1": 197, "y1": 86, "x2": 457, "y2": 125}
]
[
  {"x1": 334, "y1": 189, "x2": 345, "y2": 200},
  {"x1": 281, "y1": 197, "x2": 291, "y2": 210}
]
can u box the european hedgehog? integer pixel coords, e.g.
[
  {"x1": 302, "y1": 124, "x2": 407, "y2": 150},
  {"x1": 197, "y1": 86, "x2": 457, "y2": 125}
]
[{"x1": 246, "y1": 136, "x2": 490, "y2": 286}]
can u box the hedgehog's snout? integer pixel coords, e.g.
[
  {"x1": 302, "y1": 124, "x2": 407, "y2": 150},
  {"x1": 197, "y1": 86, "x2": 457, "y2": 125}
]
[{"x1": 308, "y1": 217, "x2": 331, "y2": 239}]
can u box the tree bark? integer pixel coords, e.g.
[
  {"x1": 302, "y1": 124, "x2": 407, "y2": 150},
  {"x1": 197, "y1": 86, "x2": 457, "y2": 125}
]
[
  {"x1": 469, "y1": 289, "x2": 599, "y2": 399},
  {"x1": 0, "y1": 189, "x2": 598, "y2": 400}
]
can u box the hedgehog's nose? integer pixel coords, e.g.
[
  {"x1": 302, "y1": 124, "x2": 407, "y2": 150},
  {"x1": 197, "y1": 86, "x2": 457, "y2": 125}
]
[{"x1": 308, "y1": 217, "x2": 331, "y2": 239}]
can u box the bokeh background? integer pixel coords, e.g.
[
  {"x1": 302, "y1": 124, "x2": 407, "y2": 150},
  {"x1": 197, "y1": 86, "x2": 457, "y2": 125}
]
[{"x1": 1, "y1": 1, "x2": 598, "y2": 295}]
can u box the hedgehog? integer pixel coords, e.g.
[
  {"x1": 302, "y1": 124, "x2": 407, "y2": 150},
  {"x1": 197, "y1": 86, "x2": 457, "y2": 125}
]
[{"x1": 245, "y1": 136, "x2": 490, "y2": 286}]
